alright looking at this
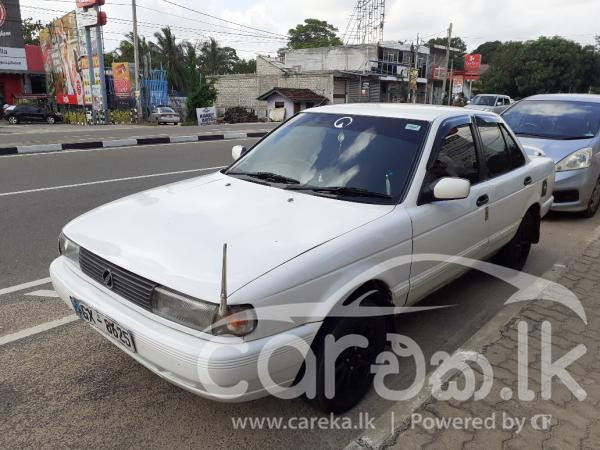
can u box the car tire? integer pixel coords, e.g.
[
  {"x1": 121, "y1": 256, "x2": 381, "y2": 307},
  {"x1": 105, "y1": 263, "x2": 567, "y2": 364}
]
[
  {"x1": 8, "y1": 116, "x2": 18, "y2": 125},
  {"x1": 46, "y1": 116, "x2": 56, "y2": 125},
  {"x1": 494, "y1": 211, "x2": 536, "y2": 271},
  {"x1": 582, "y1": 177, "x2": 600, "y2": 218},
  {"x1": 308, "y1": 290, "x2": 387, "y2": 414}
]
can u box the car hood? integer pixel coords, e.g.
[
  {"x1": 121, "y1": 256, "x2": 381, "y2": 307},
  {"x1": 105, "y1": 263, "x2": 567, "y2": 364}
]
[
  {"x1": 465, "y1": 105, "x2": 494, "y2": 111},
  {"x1": 516, "y1": 136, "x2": 594, "y2": 163},
  {"x1": 64, "y1": 171, "x2": 394, "y2": 302}
]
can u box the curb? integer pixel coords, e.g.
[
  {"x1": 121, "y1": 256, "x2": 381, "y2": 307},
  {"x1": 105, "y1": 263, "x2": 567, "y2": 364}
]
[
  {"x1": 0, "y1": 130, "x2": 270, "y2": 156},
  {"x1": 345, "y1": 224, "x2": 600, "y2": 450}
]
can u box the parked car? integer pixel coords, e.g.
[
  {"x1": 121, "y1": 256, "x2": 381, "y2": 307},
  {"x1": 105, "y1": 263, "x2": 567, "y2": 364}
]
[
  {"x1": 466, "y1": 94, "x2": 513, "y2": 111},
  {"x1": 50, "y1": 104, "x2": 554, "y2": 413},
  {"x1": 150, "y1": 106, "x2": 181, "y2": 125},
  {"x1": 5, "y1": 104, "x2": 63, "y2": 125},
  {"x1": 502, "y1": 94, "x2": 600, "y2": 217}
]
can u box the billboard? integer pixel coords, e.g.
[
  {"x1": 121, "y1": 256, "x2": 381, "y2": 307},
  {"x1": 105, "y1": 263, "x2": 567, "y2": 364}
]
[
  {"x1": 464, "y1": 54, "x2": 482, "y2": 81},
  {"x1": 39, "y1": 13, "x2": 84, "y2": 105},
  {"x1": 112, "y1": 62, "x2": 132, "y2": 98},
  {"x1": 0, "y1": 0, "x2": 28, "y2": 72}
]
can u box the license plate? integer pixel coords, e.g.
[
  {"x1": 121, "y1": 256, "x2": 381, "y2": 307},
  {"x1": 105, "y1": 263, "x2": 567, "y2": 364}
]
[{"x1": 70, "y1": 297, "x2": 136, "y2": 352}]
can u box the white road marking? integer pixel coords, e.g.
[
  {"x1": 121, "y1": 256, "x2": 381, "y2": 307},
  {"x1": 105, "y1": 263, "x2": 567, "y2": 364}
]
[
  {"x1": 0, "y1": 166, "x2": 226, "y2": 197},
  {"x1": 0, "y1": 315, "x2": 78, "y2": 347},
  {"x1": 0, "y1": 277, "x2": 52, "y2": 296},
  {"x1": 26, "y1": 289, "x2": 60, "y2": 298}
]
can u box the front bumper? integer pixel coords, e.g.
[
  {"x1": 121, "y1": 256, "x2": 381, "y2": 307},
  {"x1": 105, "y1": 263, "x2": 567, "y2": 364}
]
[
  {"x1": 551, "y1": 168, "x2": 597, "y2": 212},
  {"x1": 50, "y1": 257, "x2": 320, "y2": 402}
]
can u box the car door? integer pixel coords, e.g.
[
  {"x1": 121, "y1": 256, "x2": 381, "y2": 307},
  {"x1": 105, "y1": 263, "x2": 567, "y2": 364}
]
[
  {"x1": 31, "y1": 106, "x2": 45, "y2": 122},
  {"x1": 473, "y1": 115, "x2": 530, "y2": 251},
  {"x1": 407, "y1": 116, "x2": 492, "y2": 304}
]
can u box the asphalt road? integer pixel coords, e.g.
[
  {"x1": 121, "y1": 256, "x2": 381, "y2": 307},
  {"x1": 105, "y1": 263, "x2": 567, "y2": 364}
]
[
  {"x1": 1, "y1": 138, "x2": 599, "y2": 449},
  {"x1": 0, "y1": 122, "x2": 277, "y2": 147}
]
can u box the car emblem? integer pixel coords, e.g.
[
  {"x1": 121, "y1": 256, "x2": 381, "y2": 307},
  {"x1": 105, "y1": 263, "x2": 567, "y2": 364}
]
[
  {"x1": 102, "y1": 269, "x2": 114, "y2": 289},
  {"x1": 334, "y1": 116, "x2": 353, "y2": 129}
]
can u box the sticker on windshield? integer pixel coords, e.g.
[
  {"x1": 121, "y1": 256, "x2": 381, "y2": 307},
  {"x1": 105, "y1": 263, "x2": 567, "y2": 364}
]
[{"x1": 405, "y1": 124, "x2": 422, "y2": 131}]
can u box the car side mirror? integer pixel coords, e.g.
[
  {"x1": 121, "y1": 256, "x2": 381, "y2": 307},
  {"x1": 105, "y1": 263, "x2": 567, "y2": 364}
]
[
  {"x1": 433, "y1": 177, "x2": 471, "y2": 201},
  {"x1": 232, "y1": 145, "x2": 247, "y2": 160}
]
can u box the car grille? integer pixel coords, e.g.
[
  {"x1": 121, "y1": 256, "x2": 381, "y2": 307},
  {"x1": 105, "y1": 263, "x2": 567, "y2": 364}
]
[{"x1": 79, "y1": 248, "x2": 157, "y2": 310}]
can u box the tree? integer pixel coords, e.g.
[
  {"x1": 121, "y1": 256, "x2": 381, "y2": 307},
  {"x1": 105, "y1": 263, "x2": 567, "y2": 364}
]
[
  {"x1": 481, "y1": 36, "x2": 600, "y2": 97},
  {"x1": 198, "y1": 38, "x2": 240, "y2": 75},
  {"x1": 232, "y1": 58, "x2": 256, "y2": 74},
  {"x1": 182, "y1": 41, "x2": 201, "y2": 88},
  {"x1": 428, "y1": 36, "x2": 467, "y2": 69},
  {"x1": 153, "y1": 27, "x2": 185, "y2": 93},
  {"x1": 186, "y1": 82, "x2": 217, "y2": 120},
  {"x1": 472, "y1": 40, "x2": 503, "y2": 64},
  {"x1": 287, "y1": 19, "x2": 343, "y2": 49},
  {"x1": 22, "y1": 18, "x2": 44, "y2": 45}
]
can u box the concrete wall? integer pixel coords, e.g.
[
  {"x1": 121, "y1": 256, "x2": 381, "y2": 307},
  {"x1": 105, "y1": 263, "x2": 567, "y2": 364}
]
[
  {"x1": 256, "y1": 56, "x2": 285, "y2": 75},
  {"x1": 212, "y1": 72, "x2": 334, "y2": 117},
  {"x1": 284, "y1": 45, "x2": 378, "y2": 72}
]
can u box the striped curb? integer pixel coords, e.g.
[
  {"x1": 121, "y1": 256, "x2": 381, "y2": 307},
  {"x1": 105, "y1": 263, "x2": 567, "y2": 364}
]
[{"x1": 0, "y1": 130, "x2": 270, "y2": 156}]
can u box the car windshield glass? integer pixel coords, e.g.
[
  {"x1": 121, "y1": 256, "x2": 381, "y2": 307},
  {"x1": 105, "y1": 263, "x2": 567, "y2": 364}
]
[
  {"x1": 159, "y1": 108, "x2": 175, "y2": 114},
  {"x1": 503, "y1": 100, "x2": 600, "y2": 140},
  {"x1": 472, "y1": 96, "x2": 496, "y2": 106},
  {"x1": 226, "y1": 112, "x2": 429, "y2": 202}
]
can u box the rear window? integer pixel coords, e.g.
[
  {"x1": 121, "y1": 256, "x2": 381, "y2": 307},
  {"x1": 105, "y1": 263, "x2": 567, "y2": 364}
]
[
  {"x1": 472, "y1": 96, "x2": 496, "y2": 106},
  {"x1": 503, "y1": 100, "x2": 600, "y2": 140}
]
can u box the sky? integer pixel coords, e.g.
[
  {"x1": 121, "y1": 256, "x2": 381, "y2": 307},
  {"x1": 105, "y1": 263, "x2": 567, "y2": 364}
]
[{"x1": 20, "y1": 0, "x2": 600, "y2": 57}]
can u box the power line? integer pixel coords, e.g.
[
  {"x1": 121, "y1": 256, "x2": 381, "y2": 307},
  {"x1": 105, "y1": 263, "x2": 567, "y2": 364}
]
[{"x1": 156, "y1": 0, "x2": 288, "y2": 39}]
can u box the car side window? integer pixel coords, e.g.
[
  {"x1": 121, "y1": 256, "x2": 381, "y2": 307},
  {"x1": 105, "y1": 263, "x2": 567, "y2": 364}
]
[
  {"x1": 477, "y1": 118, "x2": 511, "y2": 177},
  {"x1": 424, "y1": 124, "x2": 480, "y2": 187},
  {"x1": 500, "y1": 125, "x2": 526, "y2": 169}
]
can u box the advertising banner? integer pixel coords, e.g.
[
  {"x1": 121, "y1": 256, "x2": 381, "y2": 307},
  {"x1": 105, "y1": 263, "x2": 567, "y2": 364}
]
[
  {"x1": 452, "y1": 74, "x2": 464, "y2": 94},
  {"x1": 40, "y1": 13, "x2": 84, "y2": 105},
  {"x1": 0, "y1": 0, "x2": 28, "y2": 73},
  {"x1": 112, "y1": 62, "x2": 131, "y2": 98}
]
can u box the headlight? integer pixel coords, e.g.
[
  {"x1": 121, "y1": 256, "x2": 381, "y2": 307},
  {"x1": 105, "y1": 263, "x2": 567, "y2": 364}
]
[
  {"x1": 58, "y1": 232, "x2": 80, "y2": 265},
  {"x1": 153, "y1": 287, "x2": 218, "y2": 333},
  {"x1": 152, "y1": 287, "x2": 257, "y2": 337},
  {"x1": 556, "y1": 148, "x2": 593, "y2": 172}
]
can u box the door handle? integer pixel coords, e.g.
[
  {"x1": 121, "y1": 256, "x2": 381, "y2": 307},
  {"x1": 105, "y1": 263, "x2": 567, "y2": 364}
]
[
  {"x1": 524, "y1": 176, "x2": 533, "y2": 186},
  {"x1": 476, "y1": 194, "x2": 489, "y2": 207}
]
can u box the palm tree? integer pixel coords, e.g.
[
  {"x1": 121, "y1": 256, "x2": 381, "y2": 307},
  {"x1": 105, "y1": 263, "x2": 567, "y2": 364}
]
[
  {"x1": 182, "y1": 41, "x2": 201, "y2": 88},
  {"x1": 198, "y1": 38, "x2": 240, "y2": 75},
  {"x1": 153, "y1": 27, "x2": 185, "y2": 93}
]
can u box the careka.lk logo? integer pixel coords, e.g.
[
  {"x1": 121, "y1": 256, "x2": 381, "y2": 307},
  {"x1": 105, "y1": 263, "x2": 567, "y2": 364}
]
[{"x1": 0, "y1": 1, "x2": 7, "y2": 28}]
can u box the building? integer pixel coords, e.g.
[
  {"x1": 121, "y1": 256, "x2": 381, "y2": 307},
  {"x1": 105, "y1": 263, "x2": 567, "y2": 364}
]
[
  {"x1": 212, "y1": 42, "x2": 440, "y2": 119},
  {"x1": 257, "y1": 87, "x2": 327, "y2": 120},
  {"x1": 0, "y1": 0, "x2": 45, "y2": 105}
]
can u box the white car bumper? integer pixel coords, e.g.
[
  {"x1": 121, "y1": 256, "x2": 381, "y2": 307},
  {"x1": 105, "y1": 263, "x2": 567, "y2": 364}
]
[{"x1": 50, "y1": 256, "x2": 320, "y2": 402}]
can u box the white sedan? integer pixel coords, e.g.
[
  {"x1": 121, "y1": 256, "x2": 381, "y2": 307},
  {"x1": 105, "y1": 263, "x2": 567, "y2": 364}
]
[{"x1": 50, "y1": 104, "x2": 555, "y2": 413}]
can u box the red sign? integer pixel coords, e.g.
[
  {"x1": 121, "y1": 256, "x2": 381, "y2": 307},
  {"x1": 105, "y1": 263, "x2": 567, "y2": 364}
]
[
  {"x1": 0, "y1": 1, "x2": 6, "y2": 28},
  {"x1": 76, "y1": 0, "x2": 105, "y2": 8},
  {"x1": 464, "y1": 54, "x2": 482, "y2": 80}
]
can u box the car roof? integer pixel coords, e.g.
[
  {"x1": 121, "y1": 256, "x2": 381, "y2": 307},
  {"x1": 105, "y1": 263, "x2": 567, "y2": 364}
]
[
  {"x1": 523, "y1": 93, "x2": 600, "y2": 103},
  {"x1": 308, "y1": 103, "x2": 487, "y2": 122}
]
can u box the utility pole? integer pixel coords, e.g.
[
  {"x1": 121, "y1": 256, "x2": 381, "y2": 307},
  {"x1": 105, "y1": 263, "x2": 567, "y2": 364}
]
[
  {"x1": 440, "y1": 22, "x2": 452, "y2": 105},
  {"x1": 132, "y1": 0, "x2": 142, "y2": 122},
  {"x1": 448, "y1": 58, "x2": 454, "y2": 106},
  {"x1": 412, "y1": 34, "x2": 419, "y2": 104}
]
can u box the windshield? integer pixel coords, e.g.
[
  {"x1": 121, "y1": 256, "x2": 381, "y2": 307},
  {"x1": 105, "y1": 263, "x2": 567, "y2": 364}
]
[
  {"x1": 471, "y1": 95, "x2": 497, "y2": 106},
  {"x1": 503, "y1": 100, "x2": 600, "y2": 140},
  {"x1": 159, "y1": 107, "x2": 176, "y2": 114},
  {"x1": 227, "y1": 112, "x2": 429, "y2": 203}
]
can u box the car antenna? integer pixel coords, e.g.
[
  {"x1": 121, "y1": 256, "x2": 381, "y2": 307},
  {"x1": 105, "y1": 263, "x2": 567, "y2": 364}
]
[{"x1": 219, "y1": 243, "x2": 228, "y2": 317}]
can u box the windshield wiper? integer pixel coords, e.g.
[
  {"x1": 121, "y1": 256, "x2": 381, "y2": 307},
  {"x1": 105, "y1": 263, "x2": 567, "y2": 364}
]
[
  {"x1": 287, "y1": 185, "x2": 392, "y2": 199},
  {"x1": 228, "y1": 171, "x2": 300, "y2": 184}
]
